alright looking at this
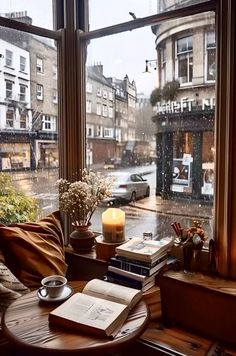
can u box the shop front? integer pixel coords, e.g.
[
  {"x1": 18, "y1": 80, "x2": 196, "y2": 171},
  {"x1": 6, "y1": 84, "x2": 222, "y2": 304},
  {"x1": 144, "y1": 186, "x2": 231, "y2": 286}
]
[{"x1": 153, "y1": 108, "x2": 214, "y2": 201}]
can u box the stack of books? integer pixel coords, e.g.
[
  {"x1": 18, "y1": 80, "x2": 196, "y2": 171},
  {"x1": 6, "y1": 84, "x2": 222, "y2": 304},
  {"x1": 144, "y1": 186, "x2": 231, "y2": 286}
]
[{"x1": 106, "y1": 236, "x2": 174, "y2": 292}]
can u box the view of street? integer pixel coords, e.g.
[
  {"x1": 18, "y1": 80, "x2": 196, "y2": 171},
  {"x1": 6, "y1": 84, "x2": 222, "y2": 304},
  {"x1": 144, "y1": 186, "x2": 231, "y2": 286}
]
[{"x1": 10, "y1": 164, "x2": 212, "y2": 240}]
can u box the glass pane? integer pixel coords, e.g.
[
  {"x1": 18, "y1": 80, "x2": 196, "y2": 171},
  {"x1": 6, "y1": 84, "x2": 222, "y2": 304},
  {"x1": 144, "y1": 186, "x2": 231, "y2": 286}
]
[
  {"x1": 0, "y1": 26, "x2": 58, "y2": 223},
  {"x1": 89, "y1": 0, "x2": 211, "y2": 30},
  {"x1": 0, "y1": 0, "x2": 53, "y2": 30},
  {"x1": 86, "y1": 11, "x2": 215, "y2": 245}
]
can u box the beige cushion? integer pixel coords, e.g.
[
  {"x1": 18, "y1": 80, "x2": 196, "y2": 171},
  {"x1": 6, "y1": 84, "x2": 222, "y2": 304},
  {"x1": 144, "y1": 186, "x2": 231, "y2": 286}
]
[
  {"x1": 0, "y1": 211, "x2": 68, "y2": 289},
  {"x1": 0, "y1": 262, "x2": 29, "y2": 318}
]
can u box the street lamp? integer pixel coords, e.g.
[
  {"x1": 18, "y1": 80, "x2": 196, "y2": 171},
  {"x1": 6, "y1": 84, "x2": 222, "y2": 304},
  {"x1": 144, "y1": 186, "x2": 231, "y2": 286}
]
[{"x1": 143, "y1": 59, "x2": 157, "y2": 73}]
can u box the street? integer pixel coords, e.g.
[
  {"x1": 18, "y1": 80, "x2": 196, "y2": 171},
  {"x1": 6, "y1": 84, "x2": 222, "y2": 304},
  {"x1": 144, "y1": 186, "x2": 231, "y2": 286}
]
[{"x1": 10, "y1": 165, "x2": 212, "y2": 239}]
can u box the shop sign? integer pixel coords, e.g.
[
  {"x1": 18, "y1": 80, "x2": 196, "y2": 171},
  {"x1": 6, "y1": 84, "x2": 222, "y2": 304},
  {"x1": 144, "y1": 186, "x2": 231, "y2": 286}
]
[{"x1": 156, "y1": 97, "x2": 215, "y2": 114}]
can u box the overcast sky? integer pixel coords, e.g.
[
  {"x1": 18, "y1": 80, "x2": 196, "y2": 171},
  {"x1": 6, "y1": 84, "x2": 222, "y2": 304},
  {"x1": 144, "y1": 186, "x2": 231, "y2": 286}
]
[{"x1": 1, "y1": 0, "x2": 158, "y2": 95}]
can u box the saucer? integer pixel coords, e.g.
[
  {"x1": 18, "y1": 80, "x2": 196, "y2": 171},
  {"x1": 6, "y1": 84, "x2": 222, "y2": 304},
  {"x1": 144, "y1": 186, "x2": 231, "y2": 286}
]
[{"x1": 37, "y1": 285, "x2": 73, "y2": 302}]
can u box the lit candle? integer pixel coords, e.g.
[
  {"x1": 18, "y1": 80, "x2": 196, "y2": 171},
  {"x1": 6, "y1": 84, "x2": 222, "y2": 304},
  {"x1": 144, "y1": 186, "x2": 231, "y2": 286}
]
[{"x1": 102, "y1": 208, "x2": 125, "y2": 243}]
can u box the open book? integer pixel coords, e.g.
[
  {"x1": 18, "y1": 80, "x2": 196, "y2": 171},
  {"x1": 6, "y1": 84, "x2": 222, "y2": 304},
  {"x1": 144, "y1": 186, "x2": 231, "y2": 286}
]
[{"x1": 48, "y1": 279, "x2": 143, "y2": 338}]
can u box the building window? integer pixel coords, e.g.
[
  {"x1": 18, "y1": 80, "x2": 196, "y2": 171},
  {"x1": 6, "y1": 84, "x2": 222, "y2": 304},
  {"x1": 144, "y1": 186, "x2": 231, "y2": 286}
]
[
  {"x1": 6, "y1": 111, "x2": 14, "y2": 128},
  {"x1": 5, "y1": 49, "x2": 13, "y2": 67},
  {"x1": 103, "y1": 89, "x2": 107, "y2": 99},
  {"x1": 96, "y1": 103, "x2": 101, "y2": 115},
  {"x1": 176, "y1": 36, "x2": 193, "y2": 84},
  {"x1": 42, "y1": 115, "x2": 56, "y2": 131},
  {"x1": 6, "y1": 81, "x2": 13, "y2": 99},
  {"x1": 20, "y1": 114, "x2": 27, "y2": 129},
  {"x1": 20, "y1": 56, "x2": 26, "y2": 72},
  {"x1": 86, "y1": 82, "x2": 93, "y2": 93},
  {"x1": 104, "y1": 128, "x2": 113, "y2": 138},
  {"x1": 36, "y1": 84, "x2": 44, "y2": 100},
  {"x1": 206, "y1": 31, "x2": 216, "y2": 81},
  {"x1": 19, "y1": 85, "x2": 26, "y2": 102},
  {"x1": 109, "y1": 91, "x2": 113, "y2": 101},
  {"x1": 36, "y1": 57, "x2": 44, "y2": 73},
  {"x1": 53, "y1": 65, "x2": 57, "y2": 80},
  {"x1": 109, "y1": 106, "x2": 113, "y2": 118},
  {"x1": 53, "y1": 90, "x2": 58, "y2": 103},
  {"x1": 86, "y1": 125, "x2": 93, "y2": 137},
  {"x1": 161, "y1": 45, "x2": 166, "y2": 87},
  {"x1": 97, "y1": 125, "x2": 102, "y2": 137},
  {"x1": 86, "y1": 100, "x2": 92, "y2": 113},
  {"x1": 96, "y1": 88, "x2": 102, "y2": 96},
  {"x1": 102, "y1": 104, "x2": 108, "y2": 117}
]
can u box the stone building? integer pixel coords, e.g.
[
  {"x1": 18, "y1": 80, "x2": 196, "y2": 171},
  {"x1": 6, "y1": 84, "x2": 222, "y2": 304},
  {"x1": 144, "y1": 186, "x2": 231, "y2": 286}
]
[{"x1": 152, "y1": 1, "x2": 215, "y2": 201}]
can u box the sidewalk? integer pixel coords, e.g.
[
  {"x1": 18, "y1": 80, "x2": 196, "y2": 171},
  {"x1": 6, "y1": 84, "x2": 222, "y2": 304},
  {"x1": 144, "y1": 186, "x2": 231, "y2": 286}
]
[{"x1": 130, "y1": 195, "x2": 212, "y2": 219}]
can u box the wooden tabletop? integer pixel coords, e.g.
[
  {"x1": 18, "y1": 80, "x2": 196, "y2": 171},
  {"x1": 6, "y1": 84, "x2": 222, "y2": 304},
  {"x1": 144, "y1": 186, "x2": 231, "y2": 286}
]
[{"x1": 1, "y1": 281, "x2": 150, "y2": 355}]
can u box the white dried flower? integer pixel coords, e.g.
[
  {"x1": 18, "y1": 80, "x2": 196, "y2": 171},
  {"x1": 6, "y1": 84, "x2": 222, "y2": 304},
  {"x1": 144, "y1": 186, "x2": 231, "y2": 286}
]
[{"x1": 56, "y1": 169, "x2": 115, "y2": 226}]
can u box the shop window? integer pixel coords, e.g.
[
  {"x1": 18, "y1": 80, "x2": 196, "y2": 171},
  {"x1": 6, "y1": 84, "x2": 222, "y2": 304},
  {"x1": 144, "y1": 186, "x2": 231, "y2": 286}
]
[
  {"x1": 205, "y1": 31, "x2": 216, "y2": 81},
  {"x1": 36, "y1": 84, "x2": 44, "y2": 100},
  {"x1": 176, "y1": 36, "x2": 193, "y2": 84},
  {"x1": 5, "y1": 49, "x2": 13, "y2": 67},
  {"x1": 20, "y1": 56, "x2": 26, "y2": 72},
  {"x1": 36, "y1": 57, "x2": 44, "y2": 73}
]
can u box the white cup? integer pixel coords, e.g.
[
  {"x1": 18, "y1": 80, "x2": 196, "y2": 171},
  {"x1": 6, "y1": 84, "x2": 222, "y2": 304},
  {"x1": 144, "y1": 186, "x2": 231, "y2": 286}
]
[{"x1": 38, "y1": 275, "x2": 67, "y2": 298}]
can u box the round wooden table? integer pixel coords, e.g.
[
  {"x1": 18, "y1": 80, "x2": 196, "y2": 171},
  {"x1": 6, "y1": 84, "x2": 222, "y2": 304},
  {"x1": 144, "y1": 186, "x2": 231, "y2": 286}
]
[{"x1": 1, "y1": 281, "x2": 150, "y2": 355}]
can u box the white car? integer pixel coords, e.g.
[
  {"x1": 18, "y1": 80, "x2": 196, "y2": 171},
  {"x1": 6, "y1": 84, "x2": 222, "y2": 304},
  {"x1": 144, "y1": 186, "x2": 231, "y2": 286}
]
[{"x1": 107, "y1": 172, "x2": 150, "y2": 202}]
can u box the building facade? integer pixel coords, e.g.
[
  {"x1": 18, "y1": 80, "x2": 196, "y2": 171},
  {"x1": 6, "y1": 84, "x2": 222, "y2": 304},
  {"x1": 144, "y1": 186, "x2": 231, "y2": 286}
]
[{"x1": 152, "y1": 2, "x2": 215, "y2": 201}]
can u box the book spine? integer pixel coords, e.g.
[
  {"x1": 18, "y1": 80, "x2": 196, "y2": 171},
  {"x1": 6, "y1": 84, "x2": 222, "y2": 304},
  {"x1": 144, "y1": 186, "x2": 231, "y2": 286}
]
[
  {"x1": 115, "y1": 255, "x2": 163, "y2": 268},
  {"x1": 110, "y1": 257, "x2": 151, "y2": 276},
  {"x1": 106, "y1": 271, "x2": 143, "y2": 289},
  {"x1": 108, "y1": 265, "x2": 147, "y2": 281}
]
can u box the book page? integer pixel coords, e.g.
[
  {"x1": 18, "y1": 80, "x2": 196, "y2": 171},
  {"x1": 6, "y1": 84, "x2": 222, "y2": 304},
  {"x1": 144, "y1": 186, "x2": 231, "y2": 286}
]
[
  {"x1": 49, "y1": 292, "x2": 128, "y2": 336},
  {"x1": 82, "y1": 279, "x2": 142, "y2": 309}
]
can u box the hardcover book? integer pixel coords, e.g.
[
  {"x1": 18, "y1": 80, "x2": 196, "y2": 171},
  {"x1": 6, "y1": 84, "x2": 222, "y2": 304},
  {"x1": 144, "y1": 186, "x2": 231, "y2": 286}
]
[
  {"x1": 48, "y1": 278, "x2": 142, "y2": 338},
  {"x1": 109, "y1": 254, "x2": 167, "y2": 276},
  {"x1": 106, "y1": 271, "x2": 156, "y2": 292},
  {"x1": 115, "y1": 236, "x2": 174, "y2": 262}
]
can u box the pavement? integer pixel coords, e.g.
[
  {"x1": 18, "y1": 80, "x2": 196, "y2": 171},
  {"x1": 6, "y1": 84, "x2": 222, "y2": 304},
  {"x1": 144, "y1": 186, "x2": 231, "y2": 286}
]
[{"x1": 129, "y1": 195, "x2": 213, "y2": 220}]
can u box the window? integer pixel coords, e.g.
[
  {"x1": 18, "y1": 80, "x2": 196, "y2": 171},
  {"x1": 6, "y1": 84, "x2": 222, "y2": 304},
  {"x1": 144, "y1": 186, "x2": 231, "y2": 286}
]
[
  {"x1": 5, "y1": 81, "x2": 13, "y2": 99},
  {"x1": 19, "y1": 85, "x2": 26, "y2": 102},
  {"x1": 176, "y1": 36, "x2": 193, "y2": 84},
  {"x1": 102, "y1": 104, "x2": 108, "y2": 117},
  {"x1": 53, "y1": 65, "x2": 57, "y2": 80},
  {"x1": 160, "y1": 45, "x2": 166, "y2": 87},
  {"x1": 5, "y1": 49, "x2": 13, "y2": 67},
  {"x1": 104, "y1": 128, "x2": 113, "y2": 138},
  {"x1": 96, "y1": 88, "x2": 102, "y2": 96},
  {"x1": 103, "y1": 89, "x2": 107, "y2": 99},
  {"x1": 20, "y1": 56, "x2": 26, "y2": 72},
  {"x1": 109, "y1": 106, "x2": 113, "y2": 118},
  {"x1": 42, "y1": 115, "x2": 56, "y2": 131},
  {"x1": 53, "y1": 90, "x2": 58, "y2": 103},
  {"x1": 205, "y1": 31, "x2": 216, "y2": 81},
  {"x1": 86, "y1": 82, "x2": 92, "y2": 93},
  {"x1": 96, "y1": 103, "x2": 101, "y2": 115},
  {"x1": 86, "y1": 100, "x2": 92, "y2": 113},
  {"x1": 1, "y1": 1, "x2": 236, "y2": 280},
  {"x1": 6, "y1": 111, "x2": 14, "y2": 128},
  {"x1": 20, "y1": 114, "x2": 27, "y2": 129},
  {"x1": 86, "y1": 125, "x2": 94, "y2": 137},
  {"x1": 36, "y1": 57, "x2": 44, "y2": 73},
  {"x1": 36, "y1": 84, "x2": 44, "y2": 100}
]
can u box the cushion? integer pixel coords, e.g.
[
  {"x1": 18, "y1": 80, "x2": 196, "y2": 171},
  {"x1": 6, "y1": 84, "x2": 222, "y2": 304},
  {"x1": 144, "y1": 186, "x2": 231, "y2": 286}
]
[
  {"x1": 0, "y1": 211, "x2": 68, "y2": 289},
  {"x1": 0, "y1": 262, "x2": 30, "y2": 318}
]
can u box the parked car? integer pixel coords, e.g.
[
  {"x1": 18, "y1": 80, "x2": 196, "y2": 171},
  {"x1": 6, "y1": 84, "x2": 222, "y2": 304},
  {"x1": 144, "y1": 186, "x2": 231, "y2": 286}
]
[{"x1": 107, "y1": 172, "x2": 150, "y2": 202}]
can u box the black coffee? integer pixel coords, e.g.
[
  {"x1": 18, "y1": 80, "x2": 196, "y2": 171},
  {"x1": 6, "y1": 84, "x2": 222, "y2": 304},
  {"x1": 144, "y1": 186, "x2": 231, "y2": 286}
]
[{"x1": 44, "y1": 280, "x2": 63, "y2": 286}]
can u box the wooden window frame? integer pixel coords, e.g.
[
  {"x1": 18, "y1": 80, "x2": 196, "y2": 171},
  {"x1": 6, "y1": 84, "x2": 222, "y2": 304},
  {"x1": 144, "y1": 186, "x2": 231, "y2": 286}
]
[{"x1": 1, "y1": 0, "x2": 236, "y2": 279}]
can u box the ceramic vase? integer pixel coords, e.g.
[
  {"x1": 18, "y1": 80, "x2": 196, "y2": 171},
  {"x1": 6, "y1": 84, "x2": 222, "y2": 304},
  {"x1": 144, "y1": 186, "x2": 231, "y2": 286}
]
[{"x1": 69, "y1": 223, "x2": 95, "y2": 252}]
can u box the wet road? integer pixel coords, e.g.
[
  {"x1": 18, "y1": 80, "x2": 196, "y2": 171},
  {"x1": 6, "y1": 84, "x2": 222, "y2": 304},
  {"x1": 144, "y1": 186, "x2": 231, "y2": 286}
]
[{"x1": 10, "y1": 167, "x2": 211, "y2": 239}]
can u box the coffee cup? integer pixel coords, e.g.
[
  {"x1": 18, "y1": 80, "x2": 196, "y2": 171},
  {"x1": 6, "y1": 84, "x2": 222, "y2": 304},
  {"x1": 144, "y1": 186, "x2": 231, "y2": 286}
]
[{"x1": 38, "y1": 275, "x2": 67, "y2": 298}]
